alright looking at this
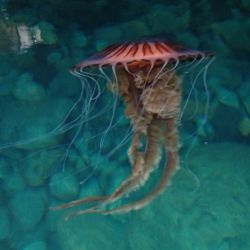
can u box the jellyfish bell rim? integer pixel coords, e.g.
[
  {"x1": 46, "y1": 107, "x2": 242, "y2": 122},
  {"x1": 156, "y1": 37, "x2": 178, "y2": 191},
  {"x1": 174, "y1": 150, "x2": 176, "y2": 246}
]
[{"x1": 70, "y1": 39, "x2": 215, "y2": 72}]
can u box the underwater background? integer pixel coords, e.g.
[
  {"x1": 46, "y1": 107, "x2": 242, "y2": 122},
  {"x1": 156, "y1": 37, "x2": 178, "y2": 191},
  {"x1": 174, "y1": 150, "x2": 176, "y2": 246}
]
[{"x1": 0, "y1": 0, "x2": 250, "y2": 249}]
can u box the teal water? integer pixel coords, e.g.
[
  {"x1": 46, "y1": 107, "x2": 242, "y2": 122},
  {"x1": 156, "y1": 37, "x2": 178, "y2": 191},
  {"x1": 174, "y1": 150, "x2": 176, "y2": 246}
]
[{"x1": 0, "y1": 1, "x2": 250, "y2": 250}]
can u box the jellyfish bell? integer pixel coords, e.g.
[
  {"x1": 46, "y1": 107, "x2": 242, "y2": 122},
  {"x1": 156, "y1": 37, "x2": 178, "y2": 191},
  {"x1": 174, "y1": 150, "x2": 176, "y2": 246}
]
[
  {"x1": 73, "y1": 40, "x2": 207, "y2": 69},
  {"x1": 53, "y1": 39, "x2": 215, "y2": 218}
]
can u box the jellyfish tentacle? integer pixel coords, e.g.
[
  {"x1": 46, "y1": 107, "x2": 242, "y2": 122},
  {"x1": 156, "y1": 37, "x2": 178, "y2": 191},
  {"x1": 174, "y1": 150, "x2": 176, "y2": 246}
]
[
  {"x1": 104, "y1": 118, "x2": 179, "y2": 214},
  {"x1": 51, "y1": 196, "x2": 106, "y2": 211},
  {"x1": 104, "y1": 150, "x2": 179, "y2": 215},
  {"x1": 102, "y1": 117, "x2": 179, "y2": 215},
  {"x1": 65, "y1": 117, "x2": 179, "y2": 216},
  {"x1": 52, "y1": 117, "x2": 162, "y2": 214},
  {"x1": 64, "y1": 206, "x2": 101, "y2": 221}
]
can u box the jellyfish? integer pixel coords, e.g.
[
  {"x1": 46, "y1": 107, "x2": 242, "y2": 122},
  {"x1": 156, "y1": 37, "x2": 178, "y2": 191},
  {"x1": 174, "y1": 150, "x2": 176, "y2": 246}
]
[{"x1": 53, "y1": 39, "x2": 214, "y2": 219}]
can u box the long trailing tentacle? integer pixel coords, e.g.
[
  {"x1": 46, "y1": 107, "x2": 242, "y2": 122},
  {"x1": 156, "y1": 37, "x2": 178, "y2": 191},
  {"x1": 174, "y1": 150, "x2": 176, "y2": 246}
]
[
  {"x1": 64, "y1": 117, "x2": 179, "y2": 219},
  {"x1": 52, "y1": 117, "x2": 161, "y2": 212},
  {"x1": 65, "y1": 151, "x2": 178, "y2": 219}
]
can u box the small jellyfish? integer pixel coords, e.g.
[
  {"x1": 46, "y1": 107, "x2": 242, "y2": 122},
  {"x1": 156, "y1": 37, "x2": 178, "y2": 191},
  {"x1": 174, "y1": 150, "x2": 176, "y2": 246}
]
[{"x1": 53, "y1": 39, "x2": 214, "y2": 218}]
